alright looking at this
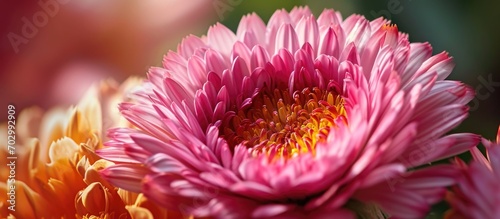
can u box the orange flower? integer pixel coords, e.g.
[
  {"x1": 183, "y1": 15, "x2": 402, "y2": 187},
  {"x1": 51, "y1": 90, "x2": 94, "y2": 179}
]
[{"x1": 0, "y1": 78, "x2": 185, "y2": 218}]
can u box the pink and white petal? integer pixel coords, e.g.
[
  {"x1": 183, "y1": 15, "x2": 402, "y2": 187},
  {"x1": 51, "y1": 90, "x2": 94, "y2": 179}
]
[
  {"x1": 204, "y1": 197, "x2": 257, "y2": 218},
  {"x1": 318, "y1": 27, "x2": 341, "y2": 58},
  {"x1": 143, "y1": 173, "x2": 209, "y2": 212},
  {"x1": 433, "y1": 133, "x2": 480, "y2": 162},
  {"x1": 205, "y1": 49, "x2": 230, "y2": 76},
  {"x1": 100, "y1": 164, "x2": 149, "y2": 193},
  {"x1": 275, "y1": 24, "x2": 300, "y2": 54},
  {"x1": 314, "y1": 55, "x2": 340, "y2": 88},
  {"x1": 413, "y1": 104, "x2": 469, "y2": 141},
  {"x1": 358, "y1": 163, "x2": 406, "y2": 189},
  {"x1": 96, "y1": 147, "x2": 141, "y2": 164},
  {"x1": 177, "y1": 35, "x2": 208, "y2": 59},
  {"x1": 339, "y1": 42, "x2": 360, "y2": 65},
  {"x1": 187, "y1": 55, "x2": 209, "y2": 89},
  {"x1": 207, "y1": 23, "x2": 237, "y2": 58},
  {"x1": 415, "y1": 81, "x2": 474, "y2": 118},
  {"x1": 355, "y1": 186, "x2": 431, "y2": 219},
  {"x1": 145, "y1": 153, "x2": 189, "y2": 173},
  {"x1": 251, "y1": 45, "x2": 271, "y2": 70},
  {"x1": 229, "y1": 181, "x2": 281, "y2": 200},
  {"x1": 252, "y1": 204, "x2": 297, "y2": 218},
  {"x1": 289, "y1": 6, "x2": 313, "y2": 24},
  {"x1": 369, "y1": 17, "x2": 388, "y2": 30},
  {"x1": 359, "y1": 27, "x2": 386, "y2": 75},
  {"x1": 401, "y1": 42, "x2": 433, "y2": 85},
  {"x1": 342, "y1": 15, "x2": 371, "y2": 50},
  {"x1": 266, "y1": 9, "x2": 293, "y2": 54},
  {"x1": 317, "y1": 9, "x2": 343, "y2": 28},
  {"x1": 295, "y1": 15, "x2": 320, "y2": 51},
  {"x1": 378, "y1": 123, "x2": 418, "y2": 163},
  {"x1": 414, "y1": 52, "x2": 454, "y2": 81},
  {"x1": 397, "y1": 165, "x2": 459, "y2": 190},
  {"x1": 237, "y1": 13, "x2": 267, "y2": 46},
  {"x1": 486, "y1": 144, "x2": 500, "y2": 178}
]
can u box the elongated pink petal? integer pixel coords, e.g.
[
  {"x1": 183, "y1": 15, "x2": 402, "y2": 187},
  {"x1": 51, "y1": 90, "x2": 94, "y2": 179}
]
[
  {"x1": 100, "y1": 164, "x2": 149, "y2": 193},
  {"x1": 447, "y1": 127, "x2": 500, "y2": 219}
]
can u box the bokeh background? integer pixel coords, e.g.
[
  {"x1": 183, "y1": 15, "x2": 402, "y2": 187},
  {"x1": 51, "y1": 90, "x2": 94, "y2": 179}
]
[{"x1": 1, "y1": 0, "x2": 499, "y2": 217}]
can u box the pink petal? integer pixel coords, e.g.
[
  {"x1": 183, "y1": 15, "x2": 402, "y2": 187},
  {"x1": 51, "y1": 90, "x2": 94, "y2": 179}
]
[
  {"x1": 295, "y1": 15, "x2": 320, "y2": 51},
  {"x1": 100, "y1": 164, "x2": 148, "y2": 193},
  {"x1": 275, "y1": 23, "x2": 300, "y2": 54},
  {"x1": 207, "y1": 23, "x2": 237, "y2": 58}
]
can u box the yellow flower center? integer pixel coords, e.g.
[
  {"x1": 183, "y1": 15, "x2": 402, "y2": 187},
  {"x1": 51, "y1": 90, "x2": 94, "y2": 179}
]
[{"x1": 222, "y1": 87, "x2": 347, "y2": 158}]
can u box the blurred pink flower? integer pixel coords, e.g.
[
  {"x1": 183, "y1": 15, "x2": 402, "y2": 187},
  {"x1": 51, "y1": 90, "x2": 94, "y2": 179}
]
[
  {"x1": 0, "y1": 0, "x2": 215, "y2": 112},
  {"x1": 100, "y1": 6, "x2": 479, "y2": 218},
  {"x1": 446, "y1": 126, "x2": 500, "y2": 219}
]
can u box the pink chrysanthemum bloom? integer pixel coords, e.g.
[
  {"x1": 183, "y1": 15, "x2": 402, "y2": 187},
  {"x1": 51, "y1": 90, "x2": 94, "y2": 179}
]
[
  {"x1": 445, "y1": 126, "x2": 500, "y2": 219},
  {"x1": 100, "y1": 6, "x2": 479, "y2": 218}
]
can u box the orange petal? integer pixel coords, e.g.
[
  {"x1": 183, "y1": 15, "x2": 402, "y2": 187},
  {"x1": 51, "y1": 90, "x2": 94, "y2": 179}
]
[
  {"x1": 48, "y1": 137, "x2": 79, "y2": 164},
  {"x1": 126, "y1": 206, "x2": 154, "y2": 219},
  {"x1": 77, "y1": 86, "x2": 103, "y2": 140},
  {"x1": 76, "y1": 182, "x2": 111, "y2": 216},
  {"x1": 38, "y1": 107, "x2": 68, "y2": 162}
]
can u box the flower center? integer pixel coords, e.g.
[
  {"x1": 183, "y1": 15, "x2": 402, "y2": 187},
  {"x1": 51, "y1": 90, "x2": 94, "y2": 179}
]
[{"x1": 222, "y1": 87, "x2": 347, "y2": 158}]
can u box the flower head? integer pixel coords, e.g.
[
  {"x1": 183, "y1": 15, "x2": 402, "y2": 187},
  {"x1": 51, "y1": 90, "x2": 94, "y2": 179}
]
[
  {"x1": 446, "y1": 126, "x2": 500, "y2": 219},
  {"x1": 100, "y1": 6, "x2": 478, "y2": 218},
  {"x1": 0, "y1": 78, "x2": 173, "y2": 218}
]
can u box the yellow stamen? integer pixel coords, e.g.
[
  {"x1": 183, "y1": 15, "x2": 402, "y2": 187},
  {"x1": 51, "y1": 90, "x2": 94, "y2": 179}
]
[{"x1": 222, "y1": 87, "x2": 347, "y2": 159}]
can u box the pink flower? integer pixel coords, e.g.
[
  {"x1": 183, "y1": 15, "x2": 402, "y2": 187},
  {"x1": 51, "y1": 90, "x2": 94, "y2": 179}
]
[
  {"x1": 100, "y1": 6, "x2": 479, "y2": 218},
  {"x1": 446, "y1": 126, "x2": 500, "y2": 219},
  {"x1": 1, "y1": 0, "x2": 216, "y2": 112}
]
